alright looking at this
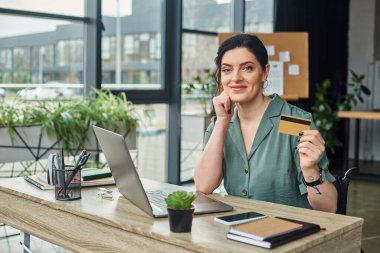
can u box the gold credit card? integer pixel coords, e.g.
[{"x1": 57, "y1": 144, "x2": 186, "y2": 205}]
[{"x1": 278, "y1": 114, "x2": 311, "y2": 136}]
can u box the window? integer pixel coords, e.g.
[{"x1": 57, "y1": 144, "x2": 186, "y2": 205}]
[
  {"x1": 244, "y1": 0, "x2": 274, "y2": 32},
  {"x1": 102, "y1": 37, "x2": 111, "y2": 60},
  {"x1": 101, "y1": 0, "x2": 162, "y2": 90},
  {"x1": 183, "y1": 0, "x2": 232, "y2": 32},
  {"x1": 0, "y1": 14, "x2": 84, "y2": 99},
  {"x1": 0, "y1": 0, "x2": 84, "y2": 17},
  {"x1": 30, "y1": 45, "x2": 54, "y2": 83},
  {"x1": 0, "y1": 49, "x2": 11, "y2": 69}
]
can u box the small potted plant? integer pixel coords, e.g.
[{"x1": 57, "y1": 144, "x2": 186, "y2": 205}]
[{"x1": 165, "y1": 190, "x2": 196, "y2": 233}]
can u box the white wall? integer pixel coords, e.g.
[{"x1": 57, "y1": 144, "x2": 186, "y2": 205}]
[{"x1": 348, "y1": 0, "x2": 380, "y2": 160}]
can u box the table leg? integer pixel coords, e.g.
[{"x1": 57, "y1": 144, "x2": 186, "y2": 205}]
[
  {"x1": 354, "y1": 119, "x2": 360, "y2": 168},
  {"x1": 19, "y1": 231, "x2": 31, "y2": 253}
]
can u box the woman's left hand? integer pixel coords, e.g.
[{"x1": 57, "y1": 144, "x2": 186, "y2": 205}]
[{"x1": 297, "y1": 130, "x2": 326, "y2": 171}]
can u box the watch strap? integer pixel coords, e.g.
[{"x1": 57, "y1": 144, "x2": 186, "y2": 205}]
[{"x1": 302, "y1": 173, "x2": 324, "y2": 187}]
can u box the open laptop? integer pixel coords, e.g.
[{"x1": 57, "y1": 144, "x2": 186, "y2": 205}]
[{"x1": 93, "y1": 126, "x2": 233, "y2": 218}]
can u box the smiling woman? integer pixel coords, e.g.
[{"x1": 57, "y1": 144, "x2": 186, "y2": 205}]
[{"x1": 194, "y1": 33, "x2": 338, "y2": 213}]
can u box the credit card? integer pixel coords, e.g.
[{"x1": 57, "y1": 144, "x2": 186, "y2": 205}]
[{"x1": 278, "y1": 114, "x2": 311, "y2": 136}]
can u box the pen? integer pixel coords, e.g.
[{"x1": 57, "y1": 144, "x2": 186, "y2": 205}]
[
  {"x1": 58, "y1": 152, "x2": 91, "y2": 196},
  {"x1": 24, "y1": 176, "x2": 45, "y2": 190},
  {"x1": 61, "y1": 148, "x2": 65, "y2": 170},
  {"x1": 73, "y1": 150, "x2": 87, "y2": 171}
]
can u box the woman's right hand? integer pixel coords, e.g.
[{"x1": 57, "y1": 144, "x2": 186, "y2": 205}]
[{"x1": 213, "y1": 91, "x2": 234, "y2": 124}]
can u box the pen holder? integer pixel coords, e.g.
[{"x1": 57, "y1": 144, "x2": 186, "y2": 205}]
[{"x1": 54, "y1": 166, "x2": 81, "y2": 201}]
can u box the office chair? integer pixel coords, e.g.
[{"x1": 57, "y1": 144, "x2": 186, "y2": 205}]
[
  {"x1": 334, "y1": 167, "x2": 358, "y2": 215},
  {"x1": 333, "y1": 167, "x2": 364, "y2": 253}
]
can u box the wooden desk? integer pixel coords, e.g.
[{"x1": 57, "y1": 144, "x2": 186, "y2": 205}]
[
  {"x1": 338, "y1": 111, "x2": 380, "y2": 172},
  {"x1": 0, "y1": 177, "x2": 363, "y2": 253}
]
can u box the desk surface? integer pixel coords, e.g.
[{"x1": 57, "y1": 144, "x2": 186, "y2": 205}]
[
  {"x1": 338, "y1": 110, "x2": 380, "y2": 120},
  {"x1": 0, "y1": 177, "x2": 363, "y2": 253}
]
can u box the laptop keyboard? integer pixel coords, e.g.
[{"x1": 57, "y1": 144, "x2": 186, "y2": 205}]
[{"x1": 146, "y1": 190, "x2": 169, "y2": 211}]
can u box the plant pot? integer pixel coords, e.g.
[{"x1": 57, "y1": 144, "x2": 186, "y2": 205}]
[{"x1": 167, "y1": 207, "x2": 195, "y2": 233}]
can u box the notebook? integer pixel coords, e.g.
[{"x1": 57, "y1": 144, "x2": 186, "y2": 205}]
[
  {"x1": 228, "y1": 217, "x2": 303, "y2": 241},
  {"x1": 27, "y1": 172, "x2": 115, "y2": 188},
  {"x1": 93, "y1": 126, "x2": 233, "y2": 218},
  {"x1": 24, "y1": 175, "x2": 55, "y2": 190},
  {"x1": 82, "y1": 168, "x2": 112, "y2": 181},
  {"x1": 227, "y1": 217, "x2": 321, "y2": 249}
]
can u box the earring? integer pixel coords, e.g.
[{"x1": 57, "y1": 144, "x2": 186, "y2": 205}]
[{"x1": 262, "y1": 80, "x2": 268, "y2": 89}]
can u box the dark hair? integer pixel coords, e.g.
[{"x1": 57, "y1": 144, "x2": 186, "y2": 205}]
[{"x1": 214, "y1": 34, "x2": 268, "y2": 94}]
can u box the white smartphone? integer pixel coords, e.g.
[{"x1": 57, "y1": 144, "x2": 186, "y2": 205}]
[{"x1": 214, "y1": 211, "x2": 267, "y2": 226}]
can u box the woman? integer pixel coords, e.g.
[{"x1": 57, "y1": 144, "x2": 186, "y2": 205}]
[{"x1": 194, "y1": 34, "x2": 337, "y2": 213}]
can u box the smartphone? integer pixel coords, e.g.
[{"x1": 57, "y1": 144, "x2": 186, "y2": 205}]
[{"x1": 214, "y1": 211, "x2": 267, "y2": 226}]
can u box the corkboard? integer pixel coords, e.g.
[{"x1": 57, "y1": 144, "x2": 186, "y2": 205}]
[{"x1": 218, "y1": 33, "x2": 309, "y2": 100}]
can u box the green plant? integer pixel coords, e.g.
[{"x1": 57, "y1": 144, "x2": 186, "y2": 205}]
[
  {"x1": 338, "y1": 70, "x2": 371, "y2": 111},
  {"x1": 312, "y1": 70, "x2": 371, "y2": 153},
  {"x1": 0, "y1": 89, "x2": 138, "y2": 151},
  {"x1": 182, "y1": 69, "x2": 216, "y2": 115},
  {"x1": 165, "y1": 191, "x2": 196, "y2": 210}
]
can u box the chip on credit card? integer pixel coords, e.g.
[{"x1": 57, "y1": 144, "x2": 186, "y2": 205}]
[{"x1": 278, "y1": 114, "x2": 311, "y2": 136}]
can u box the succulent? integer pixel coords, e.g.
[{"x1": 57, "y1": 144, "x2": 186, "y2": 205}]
[{"x1": 165, "y1": 191, "x2": 196, "y2": 210}]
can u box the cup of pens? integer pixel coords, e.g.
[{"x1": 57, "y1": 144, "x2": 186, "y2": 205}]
[
  {"x1": 53, "y1": 150, "x2": 90, "y2": 201},
  {"x1": 54, "y1": 166, "x2": 81, "y2": 201}
]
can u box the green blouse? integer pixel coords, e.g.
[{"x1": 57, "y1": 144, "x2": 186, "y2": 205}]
[{"x1": 203, "y1": 94, "x2": 336, "y2": 209}]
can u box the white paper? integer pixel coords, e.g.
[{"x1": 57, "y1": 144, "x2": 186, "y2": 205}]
[
  {"x1": 288, "y1": 64, "x2": 300, "y2": 75},
  {"x1": 279, "y1": 51, "x2": 290, "y2": 62},
  {"x1": 265, "y1": 45, "x2": 275, "y2": 56},
  {"x1": 265, "y1": 61, "x2": 284, "y2": 96}
]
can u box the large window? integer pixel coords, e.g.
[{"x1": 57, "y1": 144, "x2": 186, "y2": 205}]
[{"x1": 0, "y1": 0, "x2": 275, "y2": 185}]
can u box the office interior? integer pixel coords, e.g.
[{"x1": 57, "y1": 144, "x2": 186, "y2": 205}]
[{"x1": 0, "y1": 0, "x2": 379, "y2": 252}]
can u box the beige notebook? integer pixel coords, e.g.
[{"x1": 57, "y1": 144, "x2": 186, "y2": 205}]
[{"x1": 229, "y1": 217, "x2": 303, "y2": 241}]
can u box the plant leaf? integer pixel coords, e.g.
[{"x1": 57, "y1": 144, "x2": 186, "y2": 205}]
[{"x1": 360, "y1": 85, "x2": 371, "y2": 95}]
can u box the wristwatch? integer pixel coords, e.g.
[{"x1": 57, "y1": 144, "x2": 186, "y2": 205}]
[
  {"x1": 302, "y1": 173, "x2": 324, "y2": 195},
  {"x1": 302, "y1": 173, "x2": 324, "y2": 186}
]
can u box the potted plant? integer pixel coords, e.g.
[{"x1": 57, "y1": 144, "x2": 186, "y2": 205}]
[
  {"x1": 0, "y1": 89, "x2": 137, "y2": 165},
  {"x1": 165, "y1": 190, "x2": 196, "y2": 233}
]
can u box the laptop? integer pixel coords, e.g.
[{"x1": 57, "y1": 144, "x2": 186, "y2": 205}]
[{"x1": 93, "y1": 126, "x2": 233, "y2": 218}]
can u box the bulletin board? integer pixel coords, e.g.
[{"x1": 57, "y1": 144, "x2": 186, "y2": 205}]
[{"x1": 218, "y1": 32, "x2": 309, "y2": 100}]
